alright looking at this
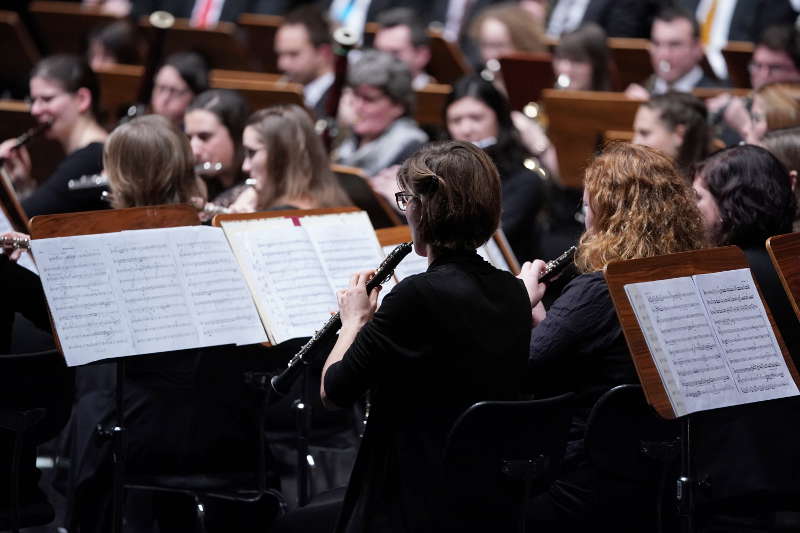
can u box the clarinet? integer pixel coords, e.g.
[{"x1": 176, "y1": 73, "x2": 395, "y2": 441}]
[
  {"x1": 538, "y1": 246, "x2": 577, "y2": 284},
  {"x1": 0, "y1": 235, "x2": 31, "y2": 250},
  {"x1": 0, "y1": 121, "x2": 51, "y2": 167},
  {"x1": 271, "y1": 241, "x2": 413, "y2": 396}
]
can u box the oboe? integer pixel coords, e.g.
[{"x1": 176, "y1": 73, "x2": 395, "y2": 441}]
[
  {"x1": 0, "y1": 121, "x2": 51, "y2": 166},
  {"x1": 539, "y1": 246, "x2": 577, "y2": 284},
  {"x1": 271, "y1": 241, "x2": 413, "y2": 395},
  {"x1": 0, "y1": 235, "x2": 30, "y2": 250}
]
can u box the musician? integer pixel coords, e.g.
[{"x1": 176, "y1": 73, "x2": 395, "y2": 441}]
[
  {"x1": 374, "y1": 8, "x2": 435, "y2": 90},
  {"x1": 632, "y1": 91, "x2": 711, "y2": 178},
  {"x1": 229, "y1": 104, "x2": 350, "y2": 212},
  {"x1": 693, "y1": 144, "x2": 800, "y2": 361},
  {"x1": 86, "y1": 19, "x2": 142, "y2": 71},
  {"x1": 445, "y1": 74, "x2": 544, "y2": 263},
  {"x1": 315, "y1": 141, "x2": 532, "y2": 532},
  {"x1": 762, "y1": 126, "x2": 800, "y2": 229},
  {"x1": 334, "y1": 50, "x2": 428, "y2": 177},
  {"x1": 520, "y1": 142, "x2": 707, "y2": 531},
  {"x1": 150, "y1": 52, "x2": 209, "y2": 126},
  {"x1": 0, "y1": 54, "x2": 108, "y2": 217},
  {"x1": 744, "y1": 82, "x2": 800, "y2": 145},
  {"x1": 184, "y1": 89, "x2": 250, "y2": 208},
  {"x1": 552, "y1": 23, "x2": 612, "y2": 91}
]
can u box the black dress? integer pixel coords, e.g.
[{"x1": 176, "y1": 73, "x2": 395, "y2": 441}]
[
  {"x1": 526, "y1": 272, "x2": 648, "y2": 532},
  {"x1": 324, "y1": 250, "x2": 532, "y2": 533},
  {"x1": 22, "y1": 142, "x2": 107, "y2": 218}
]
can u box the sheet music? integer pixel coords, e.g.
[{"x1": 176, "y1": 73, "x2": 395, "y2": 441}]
[
  {"x1": 33, "y1": 226, "x2": 266, "y2": 366},
  {"x1": 226, "y1": 219, "x2": 337, "y2": 344},
  {"x1": 477, "y1": 235, "x2": 511, "y2": 272},
  {"x1": 695, "y1": 269, "x2": 798, "y2": 402},
  {"x1": 625, "y1": 269, "x2": 798, "y2": 416},
  {"x1": 0, "y1": 205, "x2": 37, "y2": 274}
]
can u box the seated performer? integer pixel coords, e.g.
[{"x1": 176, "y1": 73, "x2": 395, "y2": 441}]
[
  {"x1": 318, "y1": 141, "x2": 533, "y2": 532},
  {"x1": 0, "y1": 54, "x2": 108, "y2": 217},
  {"x1": 520, "y1": 142, "x2": 707, "y2": 532},
  {"x1": 230, "y1": 104, "x2": 351, "y2": 212}
]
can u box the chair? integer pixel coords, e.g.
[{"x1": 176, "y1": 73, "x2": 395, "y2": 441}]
[
  {"x1": 0, "y1": 349, "x2": 74, "y2": 533},
  {"x1": 443, "y1": 392, "x2": 574, "y2": 533},
  {"x1": 584, "y1": 384, "x2": 680, "y2": 533}
]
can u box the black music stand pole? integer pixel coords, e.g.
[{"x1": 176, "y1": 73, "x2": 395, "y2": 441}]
[
  {"x1": 677, "y1": 416, "x2": 694, "y2": 533},
  {"x1": 294, "y1": 358, "x2": 313, "y2": 507},
  {"x1": 96, "y1": 359, "x2": 126, "y2": 533}
]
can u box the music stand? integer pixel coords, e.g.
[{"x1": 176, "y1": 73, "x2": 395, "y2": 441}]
[
  {"x1": 28, "y1": 204, "x2": 200, "y2": 533},
  {"x1": 604, "y1": 246, "x2": 800, "y2": 533},
  {"x1": 722, "y1": 41, "x2": 754, "y2": 90},
  {"x1": 0, "y1": 10, "x2": 40, "y2": 80},
  {"x1": 413, "y1": 83, "x2": 452, "y2": 129},
  {"x1": 498, "y1": 52, "x2": 555, "y2": 111},
  {"x1": 331, "y1": 164, "x2": 402, "y2": 229},
  {"x1": 767, "y1": 233, "x2": 800, "y2": 322},
  {"x1": 237, "y1": 13, "x2": 282, "y2": 73}
]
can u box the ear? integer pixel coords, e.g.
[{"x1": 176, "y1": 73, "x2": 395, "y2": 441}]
[
  {"x1": 672, "y1": 123, "x2": 687, "y2": 146},
  {"x1": 415, "y1": 45, "x2": 432, "y2": 71},
  {"x1": 75, "y1": 87, "x2": 93, "y2": 115}
]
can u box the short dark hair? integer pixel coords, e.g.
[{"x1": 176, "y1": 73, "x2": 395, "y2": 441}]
[
  {"x1": 642, "y1": 91, "x2": 710, "y2": 175},
  {"x1": 88, "y1": 19, "x2": 141, "y2": 65},
  {"x1": 161, "y1": 52, "x2": 209, "y2": 95},
  {"x1": 282, "y1": 5, "x2": 332, "y2": 48},
  {"x1": 376, "y1": 7, "x2": 429, "y2": 48},
  {"x1": 445, "y1": 74, "x2": 531, "y2": 177},
  {"x1": 397, "y1": 141, "x2": 501, "y2": 253},
  {"x1": 653, "y1": 7, "x2": 699, "y2": 40},
  {"x1": 188, "y1": 89, "x2": 249, "y2": 169},
  {"x1": 696, "y1": 144, "x2": 796, "y2": 247},
  {"x1": 31, "y1": 54, "x2": 101, "y2": 118},
  {"x1": 554, "y1": 23, "x2": 611, "y2": 91},
  {"x1": 759, "y1": 24, "x2": 800, "y2": 71}
]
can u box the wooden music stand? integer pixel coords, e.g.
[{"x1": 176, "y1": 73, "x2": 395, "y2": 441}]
[
  {"x1": 0, "y1": 10, "x2": 40, "y2": 77},
  {"x1": 94, "y1": 63, "x2": 142, "y2": 125},
  {"x1": 0, "y1": 100, "x2": 65, "y2": 185},
  {"x1": 767, "y1": 233, "x2": 800, "y2": 322},
  {"x1": 331, "y1": 164, "x2": 402, "y2": 229},
  {"x1": 426, "y1": 28, "x2": 472, "y2": 85},
  {"x1": 208, "y1": 76, "x2": 304, "y2": 110},
  {"x1": 28, "y1": 204, "x2": 199, "y2": 533},
  {"x1": 605, "y1": 245, "x2": 800, "y2": 532},
  {"x1": 499, "y1": 52, "x2": 555, "y2": 111},
  {"x1": 139, "y1": 17, "x2": 254, "y2": 71},
  {"x1": 376, "y1": 225, "x2": 411, "y2": 248},
  {"x1": 722, "y1": 41, "x2": 754, "y2": 90},
  {"x1": 541, "y1": 89, "x2": 641, "y2": 188},
  {"x1": 414, "y1": 83, "x2": 451, "y2": 129},
  {"x1": 29, "y1": 0, "x2": 118, "y2": 55},
  {"x1": 237, "y1": 13, "x2": 282, "y2": 73},
  {"x1": 607, "y1": 37, "x2": 652, "y2": 89}
]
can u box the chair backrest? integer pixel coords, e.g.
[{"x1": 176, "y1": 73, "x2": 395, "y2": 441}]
[
  {"x1": 585, "y1": 385, "x2": 678, "y2": 482},
  {"x1": 443, "y1": 392, "x2": 574, "y2": 527}
]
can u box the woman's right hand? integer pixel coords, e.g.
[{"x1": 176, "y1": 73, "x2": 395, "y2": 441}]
[
  {"x1": 1, "y1": 231, "x2": 30, "y2": 262},
  {"x1": 0, "y1": 139, "x2": 32, "y2": 186},
  {"x1": 517, "y1": 259, "x2": 547, "y2": 308}
]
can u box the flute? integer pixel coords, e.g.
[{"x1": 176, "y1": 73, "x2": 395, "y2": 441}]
[
  {"x1": 1, "y1": 235, "x2": 31, "y2": 250},
  {"x1": 0, "y1": 121, "x2": 51, "y2": 166}
]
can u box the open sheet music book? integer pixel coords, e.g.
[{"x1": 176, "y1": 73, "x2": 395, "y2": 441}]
[
  {"x1": 32, "y1": 210, "x2": 390, "y2": 366},
  {"x1": 625, "y1": 268, "x2": 799, "y2": 417}
]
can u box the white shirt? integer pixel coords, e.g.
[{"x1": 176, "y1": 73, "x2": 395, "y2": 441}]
[
  {"x1": 190, "y1": 0, "x2": 224, "y2": 27},
  {"x1": 652, "y1": 65, "x2": 705, "y2": 94},
  {"x1": 304, "y1": 71, "x2": 335, "y2": 111},
  {"x1": 330, "y1": 0, "x2": 371, "y2": 41},
  {"x1": 546, "y1": 0, "x2": 591, "y2": 38},
  {"x1": 695, "y1": 0, "x2": 737, "y2": 80}
]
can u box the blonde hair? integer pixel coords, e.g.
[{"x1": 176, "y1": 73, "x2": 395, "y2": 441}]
[
  {"x1": 755, "y1": 82, "x2": 800, "y2": 131},
  {"x1": 576, "y1": 142, "x2": 706, "y2": 272},
  {"x1": 104, "y1": 115, "x2": 203, "y2": 209},
  {"x1": 246, "y1": 105, "x2": 351, "y2": 210},
  {"x1": 469, "y1": 3, "x2": 548, "y2": 55}
]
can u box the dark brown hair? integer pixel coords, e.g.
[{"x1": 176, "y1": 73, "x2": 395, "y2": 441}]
[
  {"x1": 397, "y1": 141, "x2": 501, "y2": 252},
  {"x1": 554, "y1": 23, "x2": 611, "y2": 91},
  {"x1": 642, "y1": 91, "x2": 711, "y2": 176},
  {"x1": 31, "y1": 54, "x2": 101, "y2": 117}
]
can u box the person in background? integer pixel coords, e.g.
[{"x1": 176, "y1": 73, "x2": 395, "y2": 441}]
[
  {"x1": 86, "y1": 19, "x2": 142, "y2": 71},
  {"x1": 745, "y1": 82, "x2": 800, "y2": 145},
  {"x1": 552, "y1": 23, "x2": 612, "y2": 91},
  {"x1": 626, "y1": 8, "x2": 723, "y2": 99},
  {"x1": 632, "y1": 91, "x2": 712, "y2": 178},
  {"x1": 231, "y1": 104, "x2": 351, "y2": 212},
  {"x1": 275, "y1": 5, "x2": 335, "y2": 117},
  {"x1": 546, "y1": 0, "x2": 661, "y2": 39},
  {"x1": 445, "y1": 74, "x2": 544, "y2": 263},
  {"x1": 520, "y1": 142, "x2": 707, "y2": 532},
  {"x1": 150, "y1": 52, "x2": 209, "y2": 126},
  {"x1": 374, "y1": 8, "x2": 435, "y2": 90},
  {"x1": 762, "y1": 126, "x2": 800, "y2": 231},
  {"x1": 184, "y1": 88, "x2": 250, "y2": 210},
  {"x1": 334, "y1": 50, "x2": 428, "y2": 177},
  {"x1": 0, "y1": 54, "x2": 108, "y2": 217}
]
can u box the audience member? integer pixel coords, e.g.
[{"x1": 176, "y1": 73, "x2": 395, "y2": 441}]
[
  {"x1": 632, "y1": 91, "x2": 711, "y2": 177},
  {"x1": 469, "y1": 3, "x2": 547, "y2": 67},
  {"x1": 553, "y1": 23, "x2": 611, "y2": 91},
  {"x1": 275, "y1": 6, "x2": 335, "y2": 117},
  {"x1": 374, "y1": 8, "x2": 435, "y2": 90},
  {"x1": 626, "y1": 8, "x2": 723, "y2": 99},
  {"x1": 745, "y1": 82, "x2": 800, "y2": 144},
  {"x1": 150, "y1": 52, "x2": 209, "y2": 126}
]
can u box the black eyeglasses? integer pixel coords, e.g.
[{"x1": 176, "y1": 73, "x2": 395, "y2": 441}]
[{"x1": 395, "y1": 192, "x2": 417, "y2": 212}]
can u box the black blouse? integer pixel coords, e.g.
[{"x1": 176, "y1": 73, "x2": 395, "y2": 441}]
[{"x1": 325, "y1": 250, "x2": 531, "y2": 533}]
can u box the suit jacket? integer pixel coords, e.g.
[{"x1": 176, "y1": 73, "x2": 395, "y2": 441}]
[
  {"x1": 679, "y1": 0, "x2": 797, "y2": 42},
  {"x1": 548, "y1": 0, "x2": 665, "y2": 38},
  {"x1": 643, "y1": 71, "x2": 727, "y2": 93}
]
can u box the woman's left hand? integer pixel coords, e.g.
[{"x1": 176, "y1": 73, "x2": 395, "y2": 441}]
[
  {"x1": 517, "y1": 259, "x2": 548, "y2": 308},
  {"x1": 337, "y1": 269, "x2": 380, "y2": 332}
]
